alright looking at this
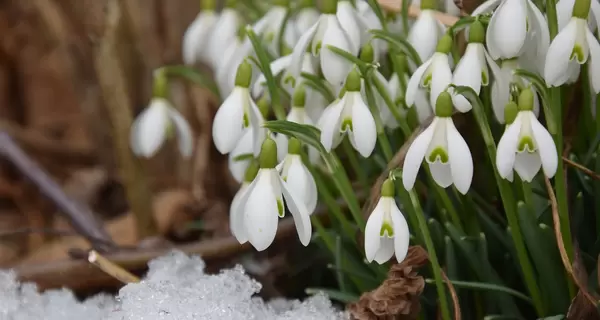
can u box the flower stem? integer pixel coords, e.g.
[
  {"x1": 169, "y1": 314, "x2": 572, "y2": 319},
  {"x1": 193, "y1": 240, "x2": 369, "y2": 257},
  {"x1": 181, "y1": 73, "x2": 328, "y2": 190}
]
[
  {"x1": 342, "y1": 139, "x2": 370, "y2": 191},
  {"x1": 470, "y1": 95, "x2": 546, "y2": 316}
]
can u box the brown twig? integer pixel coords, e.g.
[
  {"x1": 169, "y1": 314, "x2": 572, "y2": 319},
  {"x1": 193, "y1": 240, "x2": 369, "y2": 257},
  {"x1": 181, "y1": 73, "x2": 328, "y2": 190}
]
[
  {"x1": 88, "y1": 250, "x2": 140, "y2": 284},
  {"x1": 94, "y1": 0, "x2": 158, "y2": 239},
  {"x1": 0, "y1": 132, "x2": 115, "y2": 252},
  {"x1": 562, "y1": 157, "x2": 600, "y2": 181},
  {"x1": 544, "y1": 177, "x2": 599, "y2": 307}
]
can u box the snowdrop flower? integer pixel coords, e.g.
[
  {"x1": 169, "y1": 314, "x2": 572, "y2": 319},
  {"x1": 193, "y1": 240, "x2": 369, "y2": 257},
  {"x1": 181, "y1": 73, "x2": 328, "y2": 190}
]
[
  {"x1": 337, "y1": 0, "x2": 369, "y2": 55},
  {"x1": 402, "y1": 92, "x2": 473, "y2": 194},
  {"x1": 471, "y1": 0, "x2": 549, "y2": 61},
  {"x1": 252, "y1": 52, "x2": 316, "y2": 98},
  {"x1": 207, "y1": 2, "x2": 241, "y2": 68},
  {"x1": 212, "y1": 60, "x2": 266, "y2": 156},
  {"x1": 295, "y1": 0, "x2": 320, "y2": 35},
  {"x1": 364, "y1": 178, "x2": 410, "y2": 264},
  {"x1": 557, "y1": 0, "x2": 600, "y2": 32},
  {"x1": 452, "y1": 21, "x2": 502, "y2": 112},
  {"x1": 408, "y1": 0, "x2": 446, "y2": 63},
  {"x1": 230, "y1": 159, "x2": 259, "y2": 242},
  {"x1": 231, "y1": 137, "x2": 312, "y2": 251},
  {"x1": 491, "y1": 59, "x2": 540, "y2": 123},
  {"x1": 130, "y1": 97, "x2": 193, "y2": 158},
  {"x1": 274, "y1": 86, "x2": 321, "y2": 164},
  {"x1": 276, "y1": 138, "x2": 318, "y2": 214},
  {"x1": 252, "y1": 0, "x2": 290, "y2": 53},
  {"x1": 288, "y1": 0, "x2": 356, "y2": 89},
  {"x1": 406, "y1": 34, "x2": 453, "y2": 113},
  {"x1": 544, "y1": 0, "x2": 600, "y2": 93},
  {"x1": 318, "y1": 68, "x2": 377, "y2": 157},
  {"x1": 497, "y1": 89, "x2": 558, "y2": 182},
  {"x1": 182, "y1": 0, "x2": 218, "y2": 65}
]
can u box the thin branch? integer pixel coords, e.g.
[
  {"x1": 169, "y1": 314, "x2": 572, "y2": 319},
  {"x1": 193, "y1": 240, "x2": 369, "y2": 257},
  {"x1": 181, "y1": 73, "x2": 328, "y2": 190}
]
[
  {"x1": 0, "y1": 132, "x2": 115, "y2": 252},
  {"x1": 88, "y1": 250, "x2": 140, "y2": 284},
  {"x1": 562, "y1": 157, "x2": 600, "y2": 181}
]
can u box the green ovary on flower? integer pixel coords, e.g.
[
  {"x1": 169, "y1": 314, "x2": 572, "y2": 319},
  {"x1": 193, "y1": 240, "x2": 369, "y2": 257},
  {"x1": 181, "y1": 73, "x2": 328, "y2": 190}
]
[
  {"x1": 360, "y1": 43, "x2": 375, "y2": 63},
  {"x1": 344, "y1": 68, "x2": 362, "y2": 92},
  {"x1": 235, "y1": 60, "x2": 253, "y2": 88},
  {"x1": 288, "y1": 137, "x2": 302, "y2": 154},
  {"x1": 380, "y1": 221, "x2": 394, "y2": 237},
  {"x1": 243, "y1": 159, "x2": 260, "y2": 182},
  {"x1": 277, "y1": 198, "x2": 285, "y2": 217},
  {"x1": 435, "y1": 35, "x2": 453, "y2": 54},
  {"x1": 428, "y1": 146, "x2": 449, "y2": 163},
  {"x1": 321, "y1": 0, "x2": 338, "y2": 14},
  {"x1": 517, "y1": 136, "x2": 536, "y2": 153},
  {"x1": 381, "y1": 179, "x2": 395, "y2": 197},
  {"x1": 573, "y1": 0, "x2": 592, "y2": 19},
  {"x1": 243, "y1": 112, "x2": 250, "y2": 128},
  {"x1": 435, "y1": 92, "x2": 453, "y2": 117},
  {"x1": 517, "y1": 88, "x2": 534, "y2": 111},
  {"x1": 468, "y1": 21, "x2": 485, "y2": 44},
  {"x1": 259, "y1": 138, "x2": 279, "y2": 169}
]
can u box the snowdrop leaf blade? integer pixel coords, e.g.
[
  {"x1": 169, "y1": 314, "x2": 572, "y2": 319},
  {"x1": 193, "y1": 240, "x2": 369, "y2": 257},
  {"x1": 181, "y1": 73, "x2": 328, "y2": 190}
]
[
  {"x1": 325, "y1": 45, "x2": 367, "y2": 70},
  {"x1": 246, "y1": 27, "x2": 282, "y2": 104},
  {"x1": 370, "y1": 30, "x2": 423, "y2": 66},
  {"x1": 300, "y1": 72, "x2": 336, "y2": 102}
]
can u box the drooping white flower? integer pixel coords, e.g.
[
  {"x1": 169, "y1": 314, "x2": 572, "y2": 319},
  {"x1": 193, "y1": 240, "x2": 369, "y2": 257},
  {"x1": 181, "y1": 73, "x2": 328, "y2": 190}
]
[
  {"x1": 274, "y1": 86, "x2": 321, "y2": 164},
  {"x1": 406, "y1": 34, "x2": 453, "y2": 113},
  {"x1": 337, "y1": 0, "x2": 369, "y2": 55},
  {"x1": 402, "y1": 92, "x2": 473, "y2": 194},
  {"x1": 231, "y1": 138, "x2": 312, "y2": 251},
  {"x1": 544, "y1": 4, "x2": 600, "y2": 93},
  {"x1": 207, "y1": 6, "x2": 241, "y2": 67},
  {"x1": 295, "y1": 2, "x2": 320, "y2": 35},
  {"x1": 364, "y1": 179, "x2": 410, "y2": 264},
  {"x1": 557, "y1": 0, "x2": 600, "y2": 33},
  {"x1": 318, "y1": 68, "x2": 377, "y2": 157},
  {"x1": 130, "y1": 97, "x2": 193, "y2": 158},
  {"x1": 252, "y1": 53, "x2": 316, "y2": 98},
  {"x1": 252, "y1": 1, "x2": 289, "y2": 53},
  {"x1": 228, "y1": 128, "x2": 254, "y2": 183},
  {"x1": 472, "y1": 0, "x2": 549, "y2": 62},
  {"x1": 230, "y1": 160, "x2": 259, "y2": 242},
  {"x1": 183, "y1": 7, "x2": 218, "y2": 65},
  {"x1": 276, "y1": 138, "x2": 318, "y2": 214},
  {"x1": 496, "y1": 90, "x2": 558, "y2": 182},
  {"x1": 407, "y1": 3, "x2": 446, "y2": 63},
  {"x1": 288, "y1": 1, "x2": 356, "y2": 89},
  {"x1": 491, "y1": 59, "x2": 540, "y2": 123},
  {"x1": 452, "y1": 21, "x2": 503, "y2": 112},
  {"x1": 212, "y1": 60, "x2": 266, "y2": 156}
]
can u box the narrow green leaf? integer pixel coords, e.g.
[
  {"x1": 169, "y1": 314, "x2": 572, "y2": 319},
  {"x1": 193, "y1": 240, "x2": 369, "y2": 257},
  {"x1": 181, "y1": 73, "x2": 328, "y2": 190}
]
[
  {"x1": 369, "y1": 29, "x2": 422, "y2": 66},
  {"x1": 301, "y1": 72, "x2": 336, "y2": 102},
  {"x1": 325, "y1": 45, "x2": 367, "y2": 69},
  {"x1": 334, "y1": 235, "x2": 348, "y2": 292},
  {"x1": 425, "y1": 278, "x2": 533, "y2": 304},
  {"x1": 364, "y1": 0, "x2": 387, "y2": 31},
  {"x1": 401, "y1": 0, "x2": 411, "y2": 37},
  {"x1": 449, "y1": 16, "x2": 478, "y2": 34},
  {"x1": 232, "y1": 153, "x2": 254, "y2": 162},
  {"x1": 305, "y1": 288, "x2": 359, "y2": 303},
  {"x1": 159, "y1": 65, "x2": 220, "y2": 99}
]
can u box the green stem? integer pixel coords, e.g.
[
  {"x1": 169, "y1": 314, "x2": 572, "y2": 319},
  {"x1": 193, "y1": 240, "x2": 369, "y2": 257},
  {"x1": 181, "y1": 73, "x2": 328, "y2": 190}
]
[
  {"x1": 331, "y1": 154, "x2": 365, "y2": 229},
  {"x1": 471, "y1": 96, "x2": 546, "y2": 316},
  {"x1": 342, "y1": 139, "x2": 369, "y2": 190}
]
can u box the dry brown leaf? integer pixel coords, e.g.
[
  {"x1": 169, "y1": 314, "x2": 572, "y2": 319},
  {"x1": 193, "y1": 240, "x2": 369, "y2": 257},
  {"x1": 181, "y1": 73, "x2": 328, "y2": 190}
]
[{"x1": 348, "y1": 246, "x2": 428, "y2": 320}]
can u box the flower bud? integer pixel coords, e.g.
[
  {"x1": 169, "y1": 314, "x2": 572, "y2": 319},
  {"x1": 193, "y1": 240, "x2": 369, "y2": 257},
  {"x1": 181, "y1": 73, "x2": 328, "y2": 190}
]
[
  {"x1": 235, "y1": 60, "x2": 253, "y2": 88},
  {"x1": 381, "y1": 178, "x2": 395, "y2": 197},
  {"x1": 359, "y1": 42, "x2": 375, "y2": 63},
  {"x1": 288, "y1": 137, "x2": 302, "y2": 155},
  {"x1": 259, "y1": 137, "x2": 278, "y2": 169},
  {"x1": 517, "y1": 88, "x2": 534, "y2": 111},
  {"x1": 435, "y1": 91, "x2": 453, "y2": 117},
  {"x1": 435, "y1": 34, "x2": 453, "y2": 54},
  {"x1": 468, "y1": 21, "x2": 485, "y2": 44},
  {"x1": 344, "y1": 67, "x2": 362, "y2": 92}
]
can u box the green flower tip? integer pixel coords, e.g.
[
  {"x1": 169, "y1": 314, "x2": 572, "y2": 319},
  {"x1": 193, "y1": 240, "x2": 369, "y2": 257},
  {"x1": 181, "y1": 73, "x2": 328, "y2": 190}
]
[
  {"x1": 152, "y1": 69, "x2": 169, "y2": 99},
  {"x1": 321, "y1": 0, "x2": 338, "y2": 14},
  {"x1": 288, "y1": 137, "x2": 302, "y2": 154},
  {"x1": 272, "y1": 0, "x2": 290, "y2": 7},
  {"x1": 235, "y1": 60, "x2": 253, "y2": 88},
  {"x1": 298, "y1": 0, "x2": 315, "y2": 8},
  {"x1": 435, "y1": 34, "x2": 453, "y2": 54},
  {"x1": 420, "y1": 0, "x2": 437, "y2": 10},
  {"x1": 435, "y1": 91, "x2": 453, "y2": 117},
  {"x1": 504, "y1": 101, "x2": 518, "y2": 125},
  {"x1": 359, "y1": 42, "x2": 375, "y2": 63},
  {"x1": 259, "y1": 137, "x2": 278, "y2": 169},
  {"x1": 517, "y1": 88, "x2": 534, "y2": 111},
  {"x1": 243, "y1": 159, "x2": 260, "y2": 182},
  {"x1": 468, "y1": 21, "x2": 485, "y2": 44},
  {"x1": 257, "y1": 95, "x2": 270, "y2": 118},
  {"x1": 292, "y1": 85, "x2": 306, "y2": 107},
  {"x1": 344, "y1": 67, "x2": 362, "y2": 92},
  {"x1": 381, "y1": 178, "x2": 395, "y2": 197},
  {"x1": 573, "y1": 0, "x2": 591, "y2": 19},
  {"x1": 200, "y1": 0, "x2": 216, "y2": 11}
]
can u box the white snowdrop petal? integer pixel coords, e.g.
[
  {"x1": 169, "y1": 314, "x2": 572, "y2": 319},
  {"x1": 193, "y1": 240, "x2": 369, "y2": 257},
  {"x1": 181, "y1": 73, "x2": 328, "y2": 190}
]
[
  {"x1": 586, "y1": 29, "x2": 600, "y2": 94},
  {"x1": 230, "y1": 183, "x2": 252, "y2": 243},
  {"x1": 321, "y1": 16, "x2": 355, "y2": 89},
  {"x1": 415, "y1": 90, "x2": 434, "y2": 123},
  {"x1": 406, "y1": 57, "x2": 434, "y2": 107},
  {"x1": 249, "y1": 99, "x2": 267, "y2": 157},
  {"x1": 496, "y1": 115, "x2": 523, "y2": 179},
  {"x1": 167, "y1": 108, "x2": 194, "y2": 158},
  {"x1": 274, "y1": 133, "x2": 289, "y2": 163},
  {"x1": 527, "y1": 0, "x2": 551, "y2": 73},
  {"x1": 591, "y1": 0, "x2": 600, "y2": 30},
  {"x1": 296, "y1": 8, "x2": 320, "y2": 35},
  {"x1": 529, "y1": 115, "x2": 558, "y2": 178},
  {"x1": 228, "y1": 129, "x2": 254, "y2": 183},
  {"x1": 364, "y1": 199, "x2": 385, "y2": 262},
  {"x1": 408, "y1": 11, "x2": 440, "y2": 62},
  {"x1": 446, "y1": 119, "x2": 473, "y2": 194},
  {"x1": 487, "y1": 0, "x2": 527, "y2": 59},
  {"x1": 132, "y1": 101, "x2": 169, "y2": 157},
  {"x1": 243, "y1": 171, "x2": 280, "y2": 251},
  {"x1": 183, "y1": 13, "x2": 216, "y2": 65},
  {"x1": 253, "y1": 55, "x2": 293, "y2": 97},
  {"x1": 390, "y1": 204, "x2": 410, "y2": 263},
  {"x1": 430, "y1": 54, "x2": 453, "y2": 109},
  {"x1": 289, "y1": 22, "x2": 319, "y2": 79},
  {"x1": 285, "y1": 156, "x2": 318, "y2": 214},
  {"x1": 279, "y1": 175, "x2": 312, "y2": 246},
  {"x1": 212, "y1": 89, "x2": 245, "y2": 154},
  {"x1": 429, "y1": 162, "x2": 453, "y2": 188},
  {"x1": 452, "y1": 45, "x2": 483, "y2": 112},
  {"x1": 556, "y1": 0, "x2": 575, "y2": 30},
  {"x1": 471, "y1": 0, "x2": 502, "y2": 16},
  {"x1": 544, "y1": 20, "x2": 578, "y2": 86},
  {"x1": 402, "y1": 118, "x2": 438, "y2": 190},
  {"x1": 373, "y1": 238, "x2": 395, "y2": 264},
  {"x1": 337, "y1": 1, "x2": 362, "y2": 54},
  {"x1": 514, "y1": 151, "x2": 542, "y2": 182},
  {"x1": 318, "y1": 99, "x2": 345, "y2": 152},
  {"x1": 349, "y1": 94, "x2": 377, "y2": 157},
  {"x1": 208, "y1": 9, "x2": 239, "y2": 67}
]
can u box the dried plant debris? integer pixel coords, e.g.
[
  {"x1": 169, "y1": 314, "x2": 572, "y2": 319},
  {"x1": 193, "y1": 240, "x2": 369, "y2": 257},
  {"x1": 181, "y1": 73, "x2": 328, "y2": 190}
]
[{"x1": 348, "y1": 246, "x2": 428, "y2": 320}]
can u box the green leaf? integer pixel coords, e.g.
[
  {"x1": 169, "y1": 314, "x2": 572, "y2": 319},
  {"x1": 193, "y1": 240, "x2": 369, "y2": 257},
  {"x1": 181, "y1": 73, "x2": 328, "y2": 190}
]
[
  {"x1": 245, "y1": 27, "x2": 286, "y2": 120},
  {"x1": 425, "y1": 278, "x2": 533, "y2": 304},
  {"x1": 159, "y1": 65, "x2": 220, "y2": 99},
  {"x1": 449, "y1": 16, "x2": 477, "y2": 34},
  {"x1": 369, "y1": 29, "x2": 422, "y2": 66},
  {"x1": 401, "y1": 0, "x2": 411, "y2": 37},
  {"x1": 232, "y1": 153, "x2": 254, "y2": 162},
  {"x1": 364, "y1": 0, "x2": 387, "y2": 31},
  {"x1": 305, "y1": 288, "x2": 359, "y2": 303},
  {"x1": 301, "y1": 72, "x2": 336, "y2": 102},
  {"x1": 325, "y1": 45, "x2": 368, "y2": 70}
]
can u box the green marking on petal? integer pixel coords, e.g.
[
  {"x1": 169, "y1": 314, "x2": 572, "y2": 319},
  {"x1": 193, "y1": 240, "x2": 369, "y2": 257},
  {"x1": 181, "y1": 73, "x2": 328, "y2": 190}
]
[
  {"x1": 571, "y1": 44, "x2": 585, "y2": 63},
  {"x1": 315, "y1": 41, "x2": 322, "y2": 55},
  {"x1": 518, "y1": 136, "x2": 536, "y2": 153},
  {"x1": 165, "y1": 119, "x2": 175, "y2": 140},
  {"x1": 341, "y1": 118, "x2": 353, "y2": 132},
  {"x1": 265, "y1": 32, "x2": 275, "y2": 43},
  {"x1": 427, "y1": 146, "x2": 449, "y2": 163},
  {"x1": 380, "y1": 221, "x2": 394, "y2": 237},
  {"x1": 243, "y1": 112, "x2": 250, "y2": 127},
  {"x1": 482, "y1": 71, "x2": 489, "y2": 86},
  {"x1": 277, "y1": 199, "x2": 285, "y2": 217},
  {"x1": 284, "y1": 74, "x2": 296, "y2": 87},
  {"x1": 422, "y1": 73, "x2": 432, "y2": 87}
]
